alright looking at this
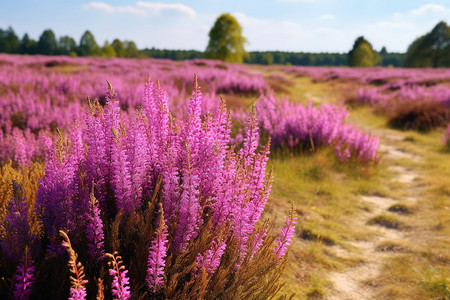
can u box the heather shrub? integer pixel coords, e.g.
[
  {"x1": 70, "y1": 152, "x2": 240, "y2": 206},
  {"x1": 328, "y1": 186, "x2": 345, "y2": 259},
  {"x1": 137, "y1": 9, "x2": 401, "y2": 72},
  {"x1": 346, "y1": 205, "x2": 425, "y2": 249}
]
[
  {"x1": 0, "y1": 77, "x2": 296, "y2": 299},
  {"x1": 256, "y1": 93, "x2": 379, "y2": 163},
  {"x1": 388, "y1": 100, "x2": 450, "y2": 131}
]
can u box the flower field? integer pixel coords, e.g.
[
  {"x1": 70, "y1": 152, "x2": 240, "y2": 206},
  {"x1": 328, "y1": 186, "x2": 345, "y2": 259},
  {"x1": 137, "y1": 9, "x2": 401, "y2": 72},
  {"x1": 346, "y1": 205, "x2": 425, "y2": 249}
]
[{"x1": 1, "y1": 54, "x2": 449, "y2": 299}]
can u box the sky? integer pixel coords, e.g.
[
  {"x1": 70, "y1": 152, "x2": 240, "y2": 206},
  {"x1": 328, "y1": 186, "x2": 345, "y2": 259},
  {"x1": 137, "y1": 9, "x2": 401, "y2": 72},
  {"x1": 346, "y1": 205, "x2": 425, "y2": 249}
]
[{"x1": 1, "y1": 0, "x2": 449, "y2": 53}]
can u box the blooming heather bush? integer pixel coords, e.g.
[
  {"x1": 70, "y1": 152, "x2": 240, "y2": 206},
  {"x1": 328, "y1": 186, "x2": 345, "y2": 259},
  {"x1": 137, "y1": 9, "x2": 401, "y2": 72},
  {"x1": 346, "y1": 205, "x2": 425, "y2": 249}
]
[
  {"x1": 0, "y1": 77, "x2": 295, "y2": 299},
  {"x1": 0, "y1": 54, "x2": 268, "y2": 165},
  {"x1": 256, "y1": 93, "x2": 379, "y2": 162}
]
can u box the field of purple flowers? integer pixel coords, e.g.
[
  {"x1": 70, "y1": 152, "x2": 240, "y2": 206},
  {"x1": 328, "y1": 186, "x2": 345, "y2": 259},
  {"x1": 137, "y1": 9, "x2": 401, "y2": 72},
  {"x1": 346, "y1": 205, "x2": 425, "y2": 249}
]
[{"x1": 1, "y1": 54, "x2": 449, "y2": 299}]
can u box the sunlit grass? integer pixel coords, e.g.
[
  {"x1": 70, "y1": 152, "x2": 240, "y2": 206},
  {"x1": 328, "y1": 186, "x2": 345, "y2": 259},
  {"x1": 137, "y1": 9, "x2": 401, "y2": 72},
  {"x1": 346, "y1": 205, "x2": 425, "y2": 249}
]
[{"x1": 265, "y1": 146, "x2": 387, "y2": 296}]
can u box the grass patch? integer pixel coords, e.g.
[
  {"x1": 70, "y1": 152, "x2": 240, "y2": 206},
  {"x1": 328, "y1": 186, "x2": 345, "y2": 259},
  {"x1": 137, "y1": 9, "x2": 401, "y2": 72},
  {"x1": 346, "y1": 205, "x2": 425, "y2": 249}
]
[
  {"x1": 375, "y1": 240, "x2": 408, "y2": 252},
  {"x1": 367, "y1": 214, "x2": 406, "y2": 230},
  {"x1": 305, "y1": 274, "x2": 328, "y2": 299},
  {"x1": 388, "y1": 203, "x2": 413, "y2": 215},
  {"x1": 421, "y1": 267, "x2": 450, "y2": 299},
  {"x1": 299, "y1": 228, "x2": 336, "y2": 246}
]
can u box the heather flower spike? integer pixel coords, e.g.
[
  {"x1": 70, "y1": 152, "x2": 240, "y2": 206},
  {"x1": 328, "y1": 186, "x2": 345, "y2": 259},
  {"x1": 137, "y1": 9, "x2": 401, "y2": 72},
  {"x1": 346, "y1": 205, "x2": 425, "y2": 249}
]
[
  {"x1": 196, "y1": 239, "x2": 227, "y2": 275},
  {"x1": 105, "y1": 252, "x2": 131, "y2": 300},
  {"x1": 146, "y1": 203, "x2": 168, "y2": 292},
  {"x1": 86, "y1": 189, "x2": 105, "y2": 261},
  {"x1": 2, "y1": 180, "x2": 31, "y2": 261},
  {"x1": 12, "y1": 246, "x2": 35, "y2": 300},
  {"x1": 274, "y1": 205, "x2": 297, "y2": 258},
  {"x1": 60, "y1": 230, "x2": 88, "y2": 300}
]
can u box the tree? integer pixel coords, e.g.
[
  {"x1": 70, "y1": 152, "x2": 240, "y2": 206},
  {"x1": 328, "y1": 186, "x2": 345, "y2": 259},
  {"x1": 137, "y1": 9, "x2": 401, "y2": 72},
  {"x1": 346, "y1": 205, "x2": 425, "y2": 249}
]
[
  {"x1": 37, "y1": 29, "x2": 58, "y2": 55},
  {"x1": 205, "y1": 13, "x2": 247, "y2": 63},
  {"x1": 348, "y1": 36, "x2": 380, "y2": 67},
  {"x1": 58, "y1": 35, "x2": 77, "y2": 55},
  {"x1": 78, "y1": 30, "x2": 100, "y2": 56},
  {"x1": 124, "y1": 40, "x2": 138, "y2": 58},
  {"x1": 111, "y1": 39, "x2": 125, "y2": 57},
  {"x1": 404, "y1": 21, "x2": 450, "y2": 67},
  {"x1": 0, "y1": 27, "x2": 20, "y2": 53},
  {"x1": 20, "y1": 33, "x2": 37, "y2": 54},
  {"x1": 101, "y1": 41, "x2": 117, "y2": 57}
]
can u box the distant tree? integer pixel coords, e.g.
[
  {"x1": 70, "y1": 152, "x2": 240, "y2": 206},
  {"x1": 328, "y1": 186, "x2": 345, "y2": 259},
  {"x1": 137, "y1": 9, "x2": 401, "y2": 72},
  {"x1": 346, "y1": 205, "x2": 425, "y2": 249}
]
[
  {"x1": 404, "y1": 21, "x2": 450, "y2": 67},
  {"x1": 348, "y1": 36, "x2": 380, "y2": 67},
  {"x1": 101, "y1": 41, "x2": 117, "y2": 57},
  {"x1": 58, "y1": 35, "x2": 77, "y2": 55},
  {"x1": 205, "y1": 13, "x2": 247, "y2": 63},
  {"x1": 124, "y1": 40, "x2": 138, "y2": 58},
  {"x1": 20, "y1": 33, "x2": 37, "y2": 54},
  {"x1": 0, "y1": 27, "x2": 20, "y2": 53},
  {"x1": 112, "y1": 39, "x2": 125, "y2": 57},
  {"x1": 37, "y1": 29, "x2": 57, "y2": 55},
  {"x1": 261, "y1": 52, "x2": 274, "y2": 65},
  {"x1": 78, "y1": 30, "x2": 100, "y2": 56}
]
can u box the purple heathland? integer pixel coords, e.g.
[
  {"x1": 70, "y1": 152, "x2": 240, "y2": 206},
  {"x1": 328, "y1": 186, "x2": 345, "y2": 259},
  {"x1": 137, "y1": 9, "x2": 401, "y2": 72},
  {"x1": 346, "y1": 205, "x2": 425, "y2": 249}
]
[{"x1": 256, "y1": 93, "x2": 379, "y2": 162}]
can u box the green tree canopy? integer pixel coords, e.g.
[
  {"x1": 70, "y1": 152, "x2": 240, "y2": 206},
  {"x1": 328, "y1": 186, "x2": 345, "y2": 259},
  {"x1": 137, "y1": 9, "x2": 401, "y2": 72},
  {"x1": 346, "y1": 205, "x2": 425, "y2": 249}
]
[
  {"x1": 0, "y1": 27, "x2": 20, "y2": 53},
  {"x1": 404, "y1": 21, "x2": 450, "y2": 67},
  {"x1": 348, "y1": 36, "x2": 380, "y2": 67},
  {"x1": 37, "y1": 29, "x2": 57, "y2": 55},
  {"x1": 205, "y1": 13, "x2": 247, "y2": 63},
  {"x1": 78, "y1": 30, "x2": 100, "y2": 56},
  {"x1": 112, "y1": 39, "x2": 125, "y2": 57},
  {"x1": 101, "y1": 41, "x2": 117, "y2": 57},
  {"x1": 124, "y1": 40, "x2": 138, "y2": 58},
  {"x1": 20, "y1": 33, "x2": 37, "y2": 54},
  {"x1": 58, "y1": 35, "x2": 77, "y2": 55}
]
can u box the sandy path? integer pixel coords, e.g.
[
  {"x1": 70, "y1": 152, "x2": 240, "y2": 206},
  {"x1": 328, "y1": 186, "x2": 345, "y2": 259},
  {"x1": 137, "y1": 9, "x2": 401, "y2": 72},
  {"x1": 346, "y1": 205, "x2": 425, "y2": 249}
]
[{"x1": 326, "y1": 131, "x2": 420, "y2": 300}]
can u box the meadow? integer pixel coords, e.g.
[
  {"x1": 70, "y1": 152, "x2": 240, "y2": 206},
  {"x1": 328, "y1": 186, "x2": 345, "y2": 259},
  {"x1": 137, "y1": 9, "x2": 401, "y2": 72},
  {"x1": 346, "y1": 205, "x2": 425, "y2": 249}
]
[{"x1": 0, "y1": 53, "x2": 449, "y2": 299}]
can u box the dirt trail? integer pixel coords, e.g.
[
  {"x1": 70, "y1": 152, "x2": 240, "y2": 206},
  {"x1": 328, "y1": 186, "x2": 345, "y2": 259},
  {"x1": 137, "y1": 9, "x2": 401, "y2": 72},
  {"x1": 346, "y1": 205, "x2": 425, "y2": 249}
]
[{"x1": 326, "y1": 130, "x2": 421, "y2": 300}]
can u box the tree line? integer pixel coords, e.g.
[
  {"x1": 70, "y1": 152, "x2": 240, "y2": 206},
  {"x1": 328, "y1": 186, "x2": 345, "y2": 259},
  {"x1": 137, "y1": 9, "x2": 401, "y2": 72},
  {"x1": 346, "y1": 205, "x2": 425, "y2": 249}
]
[
  {"x1": 0, "y1": 27, "x2": 140, "y2": 58},
  {"x1": 1, "y1": 19, "x2": 448, "y2": 67}
]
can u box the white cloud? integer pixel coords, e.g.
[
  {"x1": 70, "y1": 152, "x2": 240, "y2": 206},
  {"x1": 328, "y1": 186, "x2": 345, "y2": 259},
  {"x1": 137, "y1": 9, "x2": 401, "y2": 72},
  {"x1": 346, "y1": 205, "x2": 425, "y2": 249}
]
[
  {"x1": 81, "y1": 1, "x2": 196, "y2": 18},
  {"x1": 319, "y1": 14, "x2": 334, "y2": 21},
  {"x1": 410, "y1": 4, "x2": 445, "y2": 15},
  {"x1": 116, "y1": 6, "x2": 146, "y2": 15},
  {"x1": 136, "y1": 2, "x2": 196, "y2": 18},
  {"x1": 393, "y1": 12, "x2": 402, "y2": 18},
  {"x1": 82, "y1": 2, "x2": 114, "y2": 13}
]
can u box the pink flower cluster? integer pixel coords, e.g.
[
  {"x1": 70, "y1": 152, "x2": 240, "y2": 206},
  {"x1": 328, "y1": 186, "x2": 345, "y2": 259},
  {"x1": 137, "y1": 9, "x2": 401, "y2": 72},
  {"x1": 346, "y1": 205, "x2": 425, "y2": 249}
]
[
  {"x1": 256, "y1": 93, "x2": 379, "y2": 162},
  {"x1": 13, "y1": 77, "x2": 293, "y2": 297}
]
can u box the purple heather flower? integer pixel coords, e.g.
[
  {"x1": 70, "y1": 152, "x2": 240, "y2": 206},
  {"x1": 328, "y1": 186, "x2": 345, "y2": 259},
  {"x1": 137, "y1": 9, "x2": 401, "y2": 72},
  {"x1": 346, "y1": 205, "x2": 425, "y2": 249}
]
[
  {"x1": 274, "y1": 209, "x2": 297, "y2": 258},
  {"x1": 107, "y1": 252, "x2": 131, "y2": 300},
  {"x1": 147, "y1": 204, "x2": 169, "y2": 292},
  {"x1": 196, "y1": 239, "x2": 227, "y2": 275},
  {"x1": 86, "y1": 192, "x2": 105, "y2": 261},
  {"x1": 69, "y1": 287, "x2": 87, "y2": 300},
  {"x1": 2, "y1": 181, "x2": 32, "y2": 261},
  {"x1": 12, "y1": 248, "x2": 35, "y2": 300}
]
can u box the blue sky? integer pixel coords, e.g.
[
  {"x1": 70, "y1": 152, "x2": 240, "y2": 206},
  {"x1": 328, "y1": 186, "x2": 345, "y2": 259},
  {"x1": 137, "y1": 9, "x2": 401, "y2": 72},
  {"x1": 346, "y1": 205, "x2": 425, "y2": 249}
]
[{"x1": 1, "y1": 0, "x2": 449, "y2": 52}]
